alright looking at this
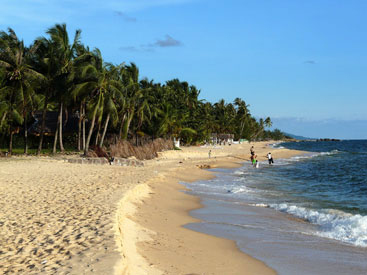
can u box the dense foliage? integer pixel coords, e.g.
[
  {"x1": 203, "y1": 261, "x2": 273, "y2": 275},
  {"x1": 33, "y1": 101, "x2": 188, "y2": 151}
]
[{"x1": 0, "y1": 24, "x2": 284, "y2": 155}]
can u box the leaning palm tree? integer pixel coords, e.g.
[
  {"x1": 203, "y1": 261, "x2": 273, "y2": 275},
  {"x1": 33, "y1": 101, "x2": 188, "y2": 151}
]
[
  {"x1": 72, "y1": 49, "x2": 121, "y2": 155},
  {"x1": 250, "y1": 118, "x2": 265, "y2": 141},
  {"x1": 97, "y1": 63, "x2": 123, "y2": 147},
  {"x1": 98, "y1": 89, "x2": 119, "y2": 147},
  {"x1": 119, "y1": 63, "x2": 148, "y2": 140},
  {"x1": 234, "y1": 98, "x2": 251, "y2": 140},
  {"x1": 0, "y1": 28, "x2": 45, "y2": 154}
]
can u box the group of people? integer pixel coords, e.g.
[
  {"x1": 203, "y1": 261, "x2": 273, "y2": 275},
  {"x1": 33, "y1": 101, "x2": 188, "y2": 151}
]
[{"x1": 250, "y1": 146, "x2": 274, "y2": 168}]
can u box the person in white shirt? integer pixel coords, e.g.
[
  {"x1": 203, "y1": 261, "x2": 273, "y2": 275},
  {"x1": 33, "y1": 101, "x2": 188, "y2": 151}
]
[{"x1": 267, "y1": 152, "x2": 274, "y2": 164}]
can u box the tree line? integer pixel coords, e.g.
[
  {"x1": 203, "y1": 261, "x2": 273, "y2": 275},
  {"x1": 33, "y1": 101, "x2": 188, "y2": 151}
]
[{"x1": 0, "y1": 23, "x2": 285, "y2": 156}]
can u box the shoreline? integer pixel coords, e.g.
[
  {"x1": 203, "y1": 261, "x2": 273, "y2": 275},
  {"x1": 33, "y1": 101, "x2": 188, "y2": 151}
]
[{"x1": 116, "y1": 142, "x2": 305, "y2": 274}]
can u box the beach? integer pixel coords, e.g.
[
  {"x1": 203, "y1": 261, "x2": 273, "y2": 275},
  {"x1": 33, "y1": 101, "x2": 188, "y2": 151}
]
[{"x1": 0, "y1": 142, "x2": 304, "y2": 274}]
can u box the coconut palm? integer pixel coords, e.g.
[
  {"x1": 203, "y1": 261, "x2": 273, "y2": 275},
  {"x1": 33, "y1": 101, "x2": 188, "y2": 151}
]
[
  {"x1": 72, "y1": 49, "x2": 121, "y2": 155},
  {"x1": 98, "y1": 63, "x2": 123, "y2": 147},
  {"x1": 46, "y1": 23, "x2": 81, "y2": 153},
  {"x1": 264, "y1": 117, "x2": 272, "y2": 128},
  {"x1": 119, "y1": 63, "x2": 150, "y2": 140},
  {"x1": 0, "y1": 28, "x2": 45, "y2": 154},
  {"x1": 234, "y1": 97, "x2": 251, "y2": 140},
  {"x1": 199, "y1": 102, "x2": 215, "y2": 140},
  {"x1": 158, "y1": 102, "x2": 196, "y2": 142},
  {"x1": 30, "y1": 37, "x2": 61, "y2": 154}
]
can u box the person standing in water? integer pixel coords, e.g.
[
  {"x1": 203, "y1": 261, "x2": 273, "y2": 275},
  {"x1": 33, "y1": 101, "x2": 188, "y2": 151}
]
[
  {"x1": 252, "y1": 154, "x2": 257, "y2": 167},
  {"x1": 267, "y1": 152, "x2": 274, "y2": 164}
]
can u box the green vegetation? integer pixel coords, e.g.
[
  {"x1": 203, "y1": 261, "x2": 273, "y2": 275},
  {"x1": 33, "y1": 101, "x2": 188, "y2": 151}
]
[{"x1": 0, "y1": 24, "x2": 284, "y2": 155}]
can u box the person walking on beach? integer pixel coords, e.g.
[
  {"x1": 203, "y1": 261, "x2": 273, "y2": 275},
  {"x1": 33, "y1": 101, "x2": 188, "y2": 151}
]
[
  {"x1": 250, "y1": 146, "x2": 255, "y2": 156},
  {"x1": 267, "y1": 152, "x2": 274, "y2": 164},
  {"x1": 208, "y1": 150, "x2": 212, "y2": 159}
]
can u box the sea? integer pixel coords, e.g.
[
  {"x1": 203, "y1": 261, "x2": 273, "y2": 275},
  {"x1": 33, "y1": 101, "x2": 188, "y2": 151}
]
[{"x1": 183, "y1": 140, "x2": 367, "y2": 275}]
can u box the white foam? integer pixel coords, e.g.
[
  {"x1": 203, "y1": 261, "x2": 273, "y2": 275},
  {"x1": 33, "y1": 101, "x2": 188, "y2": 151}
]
[
  {"x1": 231, "y1": 186, "x2": 252, "y2": 194},
  {"x1": 234, "y1": 170, "x2": 245, "y2": 175},
  {"x1": 269, "y1": 203, "x2": 367, "y2": 247},
  {"x1": 249, "y1": 203, "x2": 269, "y2": 208},
  {"x1": 272, "y1": 150, "x2": 341, "y2": 165},
  {"x1": 319, "y1": 149, "x2": 339, "y2": 156}
]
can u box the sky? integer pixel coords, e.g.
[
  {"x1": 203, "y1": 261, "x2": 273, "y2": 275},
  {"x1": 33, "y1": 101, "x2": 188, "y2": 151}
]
[{"x1": 1, "y1": 0, "x2": 366, "y2": 139}]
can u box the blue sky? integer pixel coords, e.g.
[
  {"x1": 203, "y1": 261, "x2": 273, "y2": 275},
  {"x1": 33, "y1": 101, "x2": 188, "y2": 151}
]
[{"x1": 1, "y1": 0, "x2": 366, "y2": 139}]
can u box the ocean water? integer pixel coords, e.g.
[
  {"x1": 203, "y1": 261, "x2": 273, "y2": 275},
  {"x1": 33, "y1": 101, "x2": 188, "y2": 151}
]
[{"x1": 183, "y1": 140, "x2": 367, "y2": 275}]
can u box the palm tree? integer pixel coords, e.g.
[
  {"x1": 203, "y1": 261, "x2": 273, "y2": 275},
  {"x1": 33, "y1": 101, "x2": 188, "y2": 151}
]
[
  {"x1": 70, "y1": 44, "x2": 95, "y2": 151},
  {"x1": 250, "y1": 118, "x2": 265, "y2": 141},
  {"x1": 264, "y1": 117, "x2": 272, "y2": 128},
  {"x1": 119, "y1": 63, "x2": 148, "y2": 140},
  {"x1": 72, "y1": 49, "x2": 121, "y2": 155},
  {"x1": 234, "y1": 98, "x2": 250, "y2": 140},
  {"x1": 213, "y1": 99, "x2": 230, "y2": 133},
  {"x1": 98, "y1": 63, "x2": 122, "y2": 147},
  {"x1": 199, "y1": 102, "x2": 215, "y2": 141},
  {"x1": 158, "y1": 102, "x2": 196, "y2": 143},
  {"x1": 46, "y1": 23, "x2": 81, "y2": 153},
  {"x1": 0, "y1": 28, "x2": 44, "y2": 154},
  {"x1": 30, "y1": 37, "x2": 60, "y2": 155}
]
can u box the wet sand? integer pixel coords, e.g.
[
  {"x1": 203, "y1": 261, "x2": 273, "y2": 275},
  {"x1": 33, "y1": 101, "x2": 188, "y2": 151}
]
[{"x1": 116, "y1": 142, "x2": 304, "y2": 274}]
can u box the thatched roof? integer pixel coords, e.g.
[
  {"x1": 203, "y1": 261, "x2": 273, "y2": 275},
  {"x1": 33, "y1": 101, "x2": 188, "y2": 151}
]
[
  {"x1": 28, "y1": 111, "x2": 82, "y2": 136},
  {"x1": 211, "y1": 133, "x2": 234, "y2": 139}
]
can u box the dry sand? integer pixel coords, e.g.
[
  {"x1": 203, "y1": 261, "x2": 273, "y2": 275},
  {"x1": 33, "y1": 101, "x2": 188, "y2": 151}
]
[{"x1": 0, "y1": 141, "x2": 304, "y2": 274}]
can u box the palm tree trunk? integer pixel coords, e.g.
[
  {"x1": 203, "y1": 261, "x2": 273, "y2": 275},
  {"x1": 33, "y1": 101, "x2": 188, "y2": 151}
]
[
  {"x1": 9, "y1": 131, "x2": 14, "y2": 156},
  {"x1": 119, "y1": 113, "x2": 126, "y2": 139},
  {"x1": 95, "y1": 120, "x2": 101, "y2": 146},
  {"x1": 99, "y1": 114, "x2": 110, "y2": 148},
  {"x1": 121, "y1": 113, "x2": 133, "y2": 140},
  {"x1": 82, "y1": 103, "x2": 86, "y2": 151},
  {"x1": 58, "y1": 102, "x2": 65, "y2": 152},
  {"x1": 24, "y1": 114, "x2": 28, "y2": 155},
  {"x1": 37, "y1": 94, "x2": 49, "y2": 155},
  {"x1": 1, "y1": 112, "x2": 6, "y2": 125},
  {"x1": 239, "y1": 121, "x2": 245, "y2": 141},
  {"x1": 77, "y1": 101, "x2": 82, "y2": 151},
  {"x1": 8, "y1": 90, "x2": 15, "y2": 155},
  {"x1": 84, "y1": 108, "x2": 97, "y2": 156},
  {"x1": 53, "y1": 115, "x2": 60, "y2": 154}
]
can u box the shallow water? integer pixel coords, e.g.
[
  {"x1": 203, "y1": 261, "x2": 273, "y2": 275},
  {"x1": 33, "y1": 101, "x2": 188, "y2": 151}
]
[{"x1": 183, "y1": 140, "x2": 367, "y2": 274}]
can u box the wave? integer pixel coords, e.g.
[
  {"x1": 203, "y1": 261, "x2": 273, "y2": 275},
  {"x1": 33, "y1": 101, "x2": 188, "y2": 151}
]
[
  {"x1": 249, "y1": 203, "x2": 269, "y2": 208},
  {"x1": 233, "y1": 170, "x2": 247, "y2": 175},
  {"x1": 231, "y1": 186, "x2": 253, "y2": 194},
  {"x1": 269, "y1": 143, "x2": 282, "y2": 148},
  {"x1": 319, "y1": 149, "x2": 340, "y2": 155},
  {"x1": 271, "y1": 150, "x2": 341, "y2": 165},
  {"x1": 267, "y1": 203, "x2": 367, "y2": 247}
]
